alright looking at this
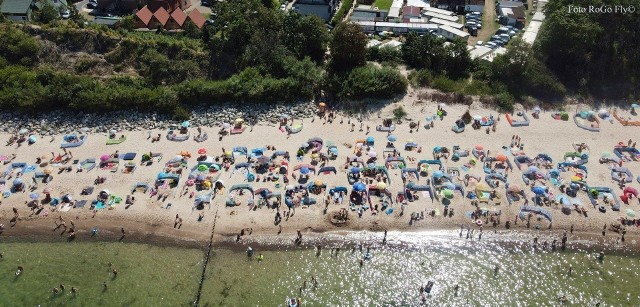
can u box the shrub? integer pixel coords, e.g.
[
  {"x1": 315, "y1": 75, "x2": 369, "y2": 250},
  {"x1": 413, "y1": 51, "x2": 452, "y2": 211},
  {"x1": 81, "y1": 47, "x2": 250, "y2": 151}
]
[
  {"x1": 495, "y1": 92, "x2": 515, "y2": 112},
  {"x1": 432, "y1": 75, "x2": 460, "y2": 93},
  {"x1": 337, "y1": 65, "x2": 407, "y2": 99},
  {"x1": 407, "y1": 69, "x2": 433, "y2": 87}
]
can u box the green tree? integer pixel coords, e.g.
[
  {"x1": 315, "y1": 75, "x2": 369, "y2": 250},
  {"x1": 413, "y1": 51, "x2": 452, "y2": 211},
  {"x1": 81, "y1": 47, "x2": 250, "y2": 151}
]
[
  {"x1": 282, "y1": 13, "x2": 329, "y2": 63},
  {"x1": 329, "y1": 22, "x2": 366, "y2": 72},
  {"x1": 182, "y1": 20, "x2": 201, "y2": 39},
  {"x1": 0, "y1": 26, "x2": 42, "y2": 66},
  {"x1": 392, "y1": 106, "x2": 407, "y2": 122},
  {"x1": 34, "y1": 1, "x2": 59, "y2": 24},
  {"x1": 338, "y1": 65, "x2": 407, "y2": 99}
]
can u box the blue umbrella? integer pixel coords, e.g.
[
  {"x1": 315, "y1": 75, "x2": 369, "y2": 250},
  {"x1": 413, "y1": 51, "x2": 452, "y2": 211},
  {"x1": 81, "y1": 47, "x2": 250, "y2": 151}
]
[
  {"x1": 300, "y1": 167, "x2": 310, "y2": 175},
  {"x1": 433, "y1": 146, "x2": 442, "y2": 153},
  {"x1": 329, "y1": 147, "x2": 338, "y2": 154},
  {"x1": 444, "y1": 182, "x2": 456, "y2": 190},
  {"x1": 350, "y1": 167, "x2": 360, "y2": 173},
  {"x1": 432, "y1": 170, "x2": 444, "y2": 179},
  {"x1": 366, "y1": 136, "x2": 374, "y2": 143},
  {"x1": 387, "y1": 135, "x2": 397, "y2": 142},
  {"x1": 13, "y1": 178, "x2": 23, "y2": 186},
  {"x1": 353, "y1": 182, "x2": 366, "y2": 192},
  {"x1": 181, "y1": 121, "x2": 190, "y2": 128},
  {"x1": 527, "y1": 166, "x2": 540, "y2": 173},
  {"x1": 28, "y1": 135, "x2": 37, "y2": 143},
  {"x1": 29, "y1": 192, "x2": 40, "y2": 199},
  {"x1": 532, "y1": 186, "x2": 546, "y2": 195}
]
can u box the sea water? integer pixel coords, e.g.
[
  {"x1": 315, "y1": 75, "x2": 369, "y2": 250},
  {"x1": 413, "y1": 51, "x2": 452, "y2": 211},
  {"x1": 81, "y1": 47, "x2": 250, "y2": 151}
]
[{"x1": 1, "y1": 236, "x2": 639, "y2": 306}]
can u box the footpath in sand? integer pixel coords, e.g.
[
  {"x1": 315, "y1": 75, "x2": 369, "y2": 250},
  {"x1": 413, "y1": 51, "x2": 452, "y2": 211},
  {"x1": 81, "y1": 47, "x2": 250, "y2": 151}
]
[{"x1": 1, "y1": 101, "x2": 639, "y2": 248}]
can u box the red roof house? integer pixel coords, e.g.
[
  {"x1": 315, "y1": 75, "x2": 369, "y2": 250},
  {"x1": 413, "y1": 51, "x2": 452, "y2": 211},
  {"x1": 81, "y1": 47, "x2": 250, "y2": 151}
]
[
  {"x1": 166, "y1": 8, "x2": 187, "y2": 30},
  {"x1": 134, "y1": 6, "x2": 153, "y2": 28},
  {"x1": 186, "y1": 8, "x2": 205, "y2": 29},
  {"x1": 149, "y1": 6, "x2": 170, "y2": 29}
]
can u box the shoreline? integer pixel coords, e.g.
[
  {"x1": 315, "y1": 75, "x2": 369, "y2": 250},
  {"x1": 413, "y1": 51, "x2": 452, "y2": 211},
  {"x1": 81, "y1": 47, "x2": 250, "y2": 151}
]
[{"x1": 3, "y1": 218, "x2": 639, "y2": 256}]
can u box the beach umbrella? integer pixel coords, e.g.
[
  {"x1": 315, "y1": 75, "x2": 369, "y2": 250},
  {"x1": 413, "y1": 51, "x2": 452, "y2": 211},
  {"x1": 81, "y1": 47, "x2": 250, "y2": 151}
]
[
  {"x1": 100, "y1": 154, "x2": 110, "y2": 162},
  {"x1": 475, "y1": 144, "x2": 483, "y2": 150},
  {"x1": 18, "y1": 128, "x2": 28, "y2": 135},
  {"x1": 301, "y1": 142, "x2": 309, "y2": 148},
  {"x1": 300, "y1": 167, "x2": 310, "y2": 175},
  {"x1": 387, "y1": 135, "x2": 397, "y2": 142},
  {"x1": 198, "y1": 148, "x2": 207, "y2": 155},
  {"x1": 626, "y1": 209, "x2": 636, "y2": 218},
  {"x1": 631, "y1": 103, "x2": 639, "y2": 109},
  {"x1": 508, "y1": 184, "x2": 522, "y2": 193},
  {"x1": 314, "y1": 180, "x2": 323, "y2": 186},
  {"x1": 43, "y1": 187, "x2": 52, "y2": 194},
  {"x1": 442, "y1": 189, "x2": 454, "y2": 198},
  {"x1": 407, "y1": 139, "x2": 415, "y2": 144},
  {"x1": 186, "y1": 179, "x2": 195, "y2": 186},
  {"x1": 571, "y1": 176, "x2": 582, "y2": 182},
  {"x1": 623, "y1": 186, "x2": 638, "y2": 196},
  {"x1": 527, "y1": 166, "x2": 540, "y2": 173},
  {"x1": 179, "y1": 151, "x2": 190, "y2": 157},
  {"x1": 181, "y1": 121, "x2": 190, "y2": 128},
  {"x1": 444, "y1": 182, "x2": 456, "y2": 190},
  {"x1": 439, "y1": 103, "x2": 446, "y2": 108},
  {"x1": 109, "y1": 129, "x2": 117, "y2": 135},
  {"x1": 62, "y1": 194, "x2": 72, "y2": 202},
  {"x1": 350, "y1": 167, "x2": 360, "y2": 173},
  {"x1": 210, "y1": 164, "x2": 221, "y2": 171},
  {"x1": 28, "y1": 135, "x2": 37, "y2": 143},
  {"x1": 496, "y1": 155, "x2": 507, "y2": 162},
  {"x1": 432, "y1": 170, "x2": 444, "y2": 179},
  {"x1": 43, "y1": 167, "x2": 53, "y2": 175},
  {"x1": 533, "y1": 106, "x2": 541, "y2": 112},
  {"x1": 101, "y1": 189, "x2": 110, "y2": 195},
  {"x1": 196, "y1": 175, "x2": 206, "y2": 181},
  {"x1": 279, "y1": 114, "x2": 290, "y2": 119},
  {"x1": 329, "y1": 147, "x2": 338, "y2": 154},
  {"x1": 285, "y1": 185, "x2": 294, "y2": 191},
  {"x1": 198, "y1": 165, "x2": 208, "y2": 172},
  {"x1": 29, "y1": 192, "x2": 40, "y2": 200},
  {"x1": 368, "y1": 151, "x2": 377, "y2": 158},
  {"x1": 472, "y1": 115, "x2": 482, "y2": 121},
  {"x1": 376, "y1": 182, "x2": 386, "y2": 189},
  {"x1": 532, "y1": 186, "x2": 546, "y2": 195},
  {"x1": 353, "y1": 182, "x2": 366, "y2": 192},
  {"x1": 13, "y1": 178, "x2": 23, "y2": 186},
  {"x1": 433, "y1": 146, "x2": 442, "y2": 153},
  {"x1": 222, "y1": 123, "x2": 231, "y2": 129}
]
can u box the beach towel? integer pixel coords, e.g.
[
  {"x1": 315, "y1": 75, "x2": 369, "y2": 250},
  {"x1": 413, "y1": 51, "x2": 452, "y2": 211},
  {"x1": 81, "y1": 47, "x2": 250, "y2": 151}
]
[
  {"x1": 75, "y1": 200, "x2": 87, "y2": 208},
  {"x1": 59, "y1": 204, "x2": 72, "y2": 212},
  {"x1": 422, "y1": 191, "x2": 431, "y2": 199},
  {"x1": 24, "y1": 165, "x2": 37, "y2": 173},
  {"x1": 385, "y1": 208, "x2": 394, "y2": 215}
]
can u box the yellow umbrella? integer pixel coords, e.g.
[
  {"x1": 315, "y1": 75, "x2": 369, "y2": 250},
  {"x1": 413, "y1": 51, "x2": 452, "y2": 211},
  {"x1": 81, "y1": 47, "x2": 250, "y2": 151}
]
[
  {"x1": 225, "y1": 151, "x2": 232, "y2": 156},
  {"x1": 377, "y1": 182, "x2": 387, "y2": 189},
  {"x1": 235, "y1": 118, "x2": 244, "y2": 123},
  {"x1": 571, "y1": 176, "x2": 582, "y2": 182},
  {"x1": 314, "y1": 180, "x2": 323, "y2": 186},
  {"x1": 43, "y1": 167, "x2": 53, "y2": 175}
]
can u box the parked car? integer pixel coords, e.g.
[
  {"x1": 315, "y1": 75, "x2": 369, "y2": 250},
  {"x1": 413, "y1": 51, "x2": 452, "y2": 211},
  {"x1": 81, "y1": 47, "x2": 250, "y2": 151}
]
[
  {"x1": 61, "y1": 10, "x2": 70, "y2": 19},
  {"x1": 87, "y1": 2, "x2": 97, "y2": 8},
  {"x1": 476, "y1": 40, "x2": 484, "y2": 46},
  {"x1": 486, "y1": 42, "x2": 497, "y2": 49}
]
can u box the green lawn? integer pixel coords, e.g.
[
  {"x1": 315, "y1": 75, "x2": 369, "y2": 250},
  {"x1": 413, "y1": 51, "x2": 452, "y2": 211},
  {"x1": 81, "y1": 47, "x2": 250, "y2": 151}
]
[{"x1": 372, "y1": 0, "x2": 393, "y2": 10}]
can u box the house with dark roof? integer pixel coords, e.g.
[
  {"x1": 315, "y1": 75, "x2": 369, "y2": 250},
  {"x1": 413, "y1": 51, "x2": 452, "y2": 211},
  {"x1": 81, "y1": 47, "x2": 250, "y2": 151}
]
[
  {"x1": 147, "y1": 0, "x2": 191, "y2": 13},
  {"x1": 1, "y1": 0, "x2": 34, "y2": 21},
  {"x1": 432, "y1": 0, "x2": 484, "y2": 13},
  {"x1": 497, "y1": 1, "x2": 525, "y2": 27},
  {"x1": 186, "y1": 8, "x2": 205, "y2": 28},
  {"x1": 165, "y1": 8, "x2": 186, "y2": 30},
  {"x1": 292, "y1": 0, "x2": 338, "y2": 22}
]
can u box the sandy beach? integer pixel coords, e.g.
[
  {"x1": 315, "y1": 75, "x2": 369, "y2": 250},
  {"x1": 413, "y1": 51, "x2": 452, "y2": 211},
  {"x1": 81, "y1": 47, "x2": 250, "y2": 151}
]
[{"x1": 1, "y1": 99, "x2": 639, "y2": 249}]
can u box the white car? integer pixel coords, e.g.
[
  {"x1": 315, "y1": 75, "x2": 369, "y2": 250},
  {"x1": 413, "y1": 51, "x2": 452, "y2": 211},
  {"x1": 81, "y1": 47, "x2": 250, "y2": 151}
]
[
  {"x1": 280, "y1": 4, "x2": 286, "y2": 10},
  {"x1": 476, "y1": 41, "x2": 484, "y2": 46},
  {"x1": 61, "y1": 10, "x2": 70, "y2": 19}
]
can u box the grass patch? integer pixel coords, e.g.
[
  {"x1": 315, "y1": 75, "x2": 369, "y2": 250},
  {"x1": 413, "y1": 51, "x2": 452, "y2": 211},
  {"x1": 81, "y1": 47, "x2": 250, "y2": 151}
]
[
  {"x1": 372, "y1": 0, "x2": 392, "y2": 10},
  {"x1": 331, "y1": 0, "x2": 354, "y2": 25}
]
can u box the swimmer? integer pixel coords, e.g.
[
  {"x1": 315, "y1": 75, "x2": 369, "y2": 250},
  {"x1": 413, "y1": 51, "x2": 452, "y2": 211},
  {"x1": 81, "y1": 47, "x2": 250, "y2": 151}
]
[
  {"x1": 103, "y1": 282, "x2": 108, "y2": 291},
  {"x1": 258, "y1": 253, "x2": 264, "y2": 261},
  {"x1": 71, "y1": 287, "x2": 78, "y2": 295},
  {"x1": 112, "y1": 268, "x2": 118, "y2": 278},
  {"x1": 493, "y1": 265, "x2": 499, "y2": 276},
  {"x1": 52, "y1": 287, "x2": 59, "y2": 294},
  {"x1": 567, "y1": 265, "x2": 572, "y2": 276},
  {"x1": 60, "y1": 284, "x2": 65, "y2": 291},
  {"x1": 15, "y1": 265, "x2": 24, "y2": 276}
]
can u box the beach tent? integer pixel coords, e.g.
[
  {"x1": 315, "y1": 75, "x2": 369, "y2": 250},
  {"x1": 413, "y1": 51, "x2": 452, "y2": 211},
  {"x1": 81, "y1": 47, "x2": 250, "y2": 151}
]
[{"x1": 318, "y1": 166, "x2": 337, "y2": 175}]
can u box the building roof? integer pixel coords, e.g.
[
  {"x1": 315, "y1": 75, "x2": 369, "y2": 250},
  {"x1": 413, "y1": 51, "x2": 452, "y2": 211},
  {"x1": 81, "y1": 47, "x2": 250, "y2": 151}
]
[
  {"x1": 135, "y1": 6, "x2": 153, "y2": 25},
  {"x1": 296, "y1": 0, "x2": 330, "y2": 5},
  {"x1": 466, "y1": 0, "x2": 484, "y2": 5},
  {"x1": 153, "y1": 7, "x2": 170, "y2": 25},
  {"x1": 187, "y1": 8, "x2": 205, "y2": 28},
  {"x1": 499, "y1": 1, "x2": 524, "y2": 8},
  {"x1": 1, "y1": 0, "x2": 32, "y2": 14},
  {"x1": 406, "y1": 0, "x2": 429, "y2": 8},
  {"x1": 402, "y1": 6, "x2": 421, "y2": 16},
  {"x1": 169, "y1": 8, "x2": 187, "y2": 26},
  {"x1": 440, "y1": 25, "x2": 470, "y2": 38}
]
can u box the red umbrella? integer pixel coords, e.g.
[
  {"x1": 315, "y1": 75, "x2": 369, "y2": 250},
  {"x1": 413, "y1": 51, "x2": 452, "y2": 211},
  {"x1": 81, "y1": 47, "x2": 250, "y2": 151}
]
[
  {"x1": 198, "y1": 148, "x2": 207, "y2": 155},
  {"x1": 496, "y1": 154, "x2": 507, "y2": 162},
  {"x1": 624, "y1": 186, "x2": 638, "y2": 197},
  {"x1": 475, "y1": 144, "x2": 483, "y2": 150}
]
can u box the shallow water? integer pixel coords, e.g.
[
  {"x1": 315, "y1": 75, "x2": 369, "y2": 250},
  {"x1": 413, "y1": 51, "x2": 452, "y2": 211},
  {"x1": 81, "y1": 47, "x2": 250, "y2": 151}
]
[
  {"x1": 200, "y1": 232, "x2": 640, "y2": 306},
  {"x1": 0, "y1": 242, "x2": 203, "y2": 306},
  {"x1": 1, "y1": 235, "x2": 639, "y2": 306}
]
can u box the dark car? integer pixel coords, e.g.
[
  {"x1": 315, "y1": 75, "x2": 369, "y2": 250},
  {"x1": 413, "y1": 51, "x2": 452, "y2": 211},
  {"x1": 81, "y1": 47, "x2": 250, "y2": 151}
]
[{"x1": 87, "y1": 2, "x2": 97, "y2": 8}]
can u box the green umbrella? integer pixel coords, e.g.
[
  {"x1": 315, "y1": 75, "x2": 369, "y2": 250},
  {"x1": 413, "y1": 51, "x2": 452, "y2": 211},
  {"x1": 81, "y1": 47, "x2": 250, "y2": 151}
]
[
  {"x1": 626, "y1": 209, "x2": 636, "y2": 217},
  {"x1": 442, "y1": 189, "x2": 454, "y2": 198}
]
